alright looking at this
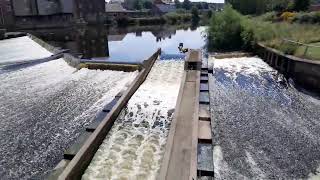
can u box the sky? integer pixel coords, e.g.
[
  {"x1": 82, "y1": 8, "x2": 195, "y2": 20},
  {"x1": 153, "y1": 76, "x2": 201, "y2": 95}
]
[{"x1": 106, "y1": 0, "x2": 225, "y2": 3}]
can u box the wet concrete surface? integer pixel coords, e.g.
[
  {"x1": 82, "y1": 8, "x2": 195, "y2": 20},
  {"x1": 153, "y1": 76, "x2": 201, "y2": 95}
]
[{"x1": 209, "y1": 57, "x2": 320, "y2": 179}]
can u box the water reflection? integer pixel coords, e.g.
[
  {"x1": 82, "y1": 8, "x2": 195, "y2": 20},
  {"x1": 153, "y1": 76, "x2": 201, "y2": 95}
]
[{"x1": 27, "y1": 25, "x2": 206, "y2": 62}]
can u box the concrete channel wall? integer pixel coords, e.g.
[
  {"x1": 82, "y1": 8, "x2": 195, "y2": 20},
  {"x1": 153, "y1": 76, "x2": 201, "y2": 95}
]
[
  {"x1": 256, "y1": 43, "x2": 320, "y2": 93},
  {"x1": 159, "y1": 50, "x2": 215, "y2": 180},
  {"x1": 52, "y1": 49, "x2": 161, "y2": 180}
]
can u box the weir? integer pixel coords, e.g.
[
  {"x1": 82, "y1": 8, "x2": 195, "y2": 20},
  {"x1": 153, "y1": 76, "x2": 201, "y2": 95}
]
[{"x1": 56, "y1": 50, "x2": 161, "y2": 179}]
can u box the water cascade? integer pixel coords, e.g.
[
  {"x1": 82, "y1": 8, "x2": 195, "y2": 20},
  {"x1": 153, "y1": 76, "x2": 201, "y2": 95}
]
[
  {"x1": 0, "y1": 59, "x2": 138, "y2": 179},
  {"x1": 0, "y1": 36, "x2": 52, "y2": 65},
  {"x1": 83, "y1": 60, "x2": 184, "y2": 179},
  {"x1": 209, "y1": 57, "x2": 320, "y2": 179}
]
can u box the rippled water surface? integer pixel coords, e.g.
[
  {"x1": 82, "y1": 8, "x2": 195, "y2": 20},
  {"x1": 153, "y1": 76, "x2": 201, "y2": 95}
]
[
  {"x1": 209, "y1": 57, "x2": 320, "y2": 179},
  {"x1": 0, "y1": 36, "x2": 52, "y2": 65},
  {"x1": 0, "y1": 59, "x2": 137, "y2": 179},
  {"x1": 83, "y1": 60, "x2": 184, "y2": 180}
]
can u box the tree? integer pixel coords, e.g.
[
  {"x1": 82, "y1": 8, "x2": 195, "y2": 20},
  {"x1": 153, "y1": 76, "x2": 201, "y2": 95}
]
[
  {"x1": 191, "y1": 6, "x2": 200, "y2": 22},
  {"x1": 134, "y1": 0, "x2": 143, "y2": 10},
  {"x1": 293, "y1": 0, "x2": 310, "y2": 11},
  {"x1": 182, "y1": 0, "x2": 192, "y2": 10},
  {"x1": 174, "y1": 0, "x2": 181, "y2": 9},
  {"x1": 143, "y1": 1, "x2": 153, "y2": 9}
]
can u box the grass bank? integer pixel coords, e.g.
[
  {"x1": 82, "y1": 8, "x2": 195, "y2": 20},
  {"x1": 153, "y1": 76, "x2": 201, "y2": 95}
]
[{"x1": 207, "y1": 5, "x2": 320, "y2": 60}]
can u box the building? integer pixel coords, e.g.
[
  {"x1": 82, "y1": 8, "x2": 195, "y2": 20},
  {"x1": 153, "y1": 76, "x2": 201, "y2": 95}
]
[
  {"x1": 11, "y1": 0, "x2": 38, "y2": 16},
  {"x1": 310, "y1": 0, "x2": 320, "y2": 11},
  {"x1": 152, "y1": 0, "x2": 176, "y2": 15},
  {"x1": 73, "y1": 0, "x2": 106, "y2": 24},
  {"x1": 0, "y1": 0, "x2": 14, "y2": 27},
  {"x1": 36, "y1": 0, "x2": 60, "y2": 15}
]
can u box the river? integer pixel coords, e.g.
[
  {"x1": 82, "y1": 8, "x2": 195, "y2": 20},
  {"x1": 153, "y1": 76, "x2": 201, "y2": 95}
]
[
  {"x1": 0, "y1": 25, "x2": 206, "y2": 179},
  {"x1": 209, "y1": 57, "x2": 320, "y2": 179}
]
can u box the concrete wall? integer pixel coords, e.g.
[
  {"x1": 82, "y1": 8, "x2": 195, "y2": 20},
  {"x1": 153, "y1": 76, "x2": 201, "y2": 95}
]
[
  {"x1": 37, "y1": 0, "x2": 60, "y2": 15},
  {"x1": 12, "y1": 0, "x2": 38, "y2": 16},
  {"x1": 256, "y1": 43, "x2": 320, "y2": 93},
  {"x1": 60, "y1": 0, "x2": 73, "y2": 13}
]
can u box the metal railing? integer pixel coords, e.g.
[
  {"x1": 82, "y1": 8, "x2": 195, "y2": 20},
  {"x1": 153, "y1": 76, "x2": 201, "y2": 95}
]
[{"x1": 282, "y1": 38, "x2": 320, "y2": 58}]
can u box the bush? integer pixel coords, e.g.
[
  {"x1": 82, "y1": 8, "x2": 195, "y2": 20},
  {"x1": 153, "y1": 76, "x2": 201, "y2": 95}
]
[
  {"x1": 280, "y1": 12, "x2": 296, "y2": 22},
  {"x1": 164, "y1": 12, "x2": 192, "y2": 24},
  {"x1": 293, "y1": 12, "x2": 320, "y2": 24},
  {"x1": 207, "y1": 5, "x2": 243, "y2": 50},
  {"x1": 279, "y1": 43, "x2": 298, "y2": 55}
]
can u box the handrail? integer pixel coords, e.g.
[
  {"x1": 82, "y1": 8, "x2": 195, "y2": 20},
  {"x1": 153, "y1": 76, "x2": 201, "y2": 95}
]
[{"x1": 282, "y1": 38, "x2": 320, "y2": 48}]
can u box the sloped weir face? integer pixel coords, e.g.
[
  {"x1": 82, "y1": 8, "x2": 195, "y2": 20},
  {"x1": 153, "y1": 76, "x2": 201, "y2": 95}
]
[
  {"x1": 209, "y1": 57, "x2": 320, "y2": 179},
  {"x1": 83, "y1": 60, "x2": 184, "y2": 179},
  {"x1": 0, "y1": 59, "x2": 138, "y2": 179}
]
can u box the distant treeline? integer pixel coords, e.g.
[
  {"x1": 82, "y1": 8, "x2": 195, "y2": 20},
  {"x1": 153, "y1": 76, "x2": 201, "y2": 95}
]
[{"x1": 227, "y1": 0, "x2": 312, "y2": 15}]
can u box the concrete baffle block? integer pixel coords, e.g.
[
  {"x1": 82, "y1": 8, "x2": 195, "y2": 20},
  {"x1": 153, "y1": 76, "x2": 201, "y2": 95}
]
[{"x1": 185, "y1": 49, "x2": 202, "y2": 71}]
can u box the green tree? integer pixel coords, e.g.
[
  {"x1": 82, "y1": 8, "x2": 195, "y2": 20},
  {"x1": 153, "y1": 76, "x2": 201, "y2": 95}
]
[
  {"x1": 207, "y1": 4, "x2": 243, "y2": 50},
  {"x1": 174, "y1": 0, "x2": 181, "y2": 9},
  {"x1": 191, "y1": 6, "x2": 200, "y2": 22},
  {"x1": 293, "y1": 0, "x2": 310, "y2": 11},
  {"x1": 134, "y1": 0, "x2": 143, "y2": 10},
  {"x1": 182, "y1": 0, "x2": 192, "y2": 10},
  {"x1": 143, "y1": 1, "x2": 153, "y2": 9}
]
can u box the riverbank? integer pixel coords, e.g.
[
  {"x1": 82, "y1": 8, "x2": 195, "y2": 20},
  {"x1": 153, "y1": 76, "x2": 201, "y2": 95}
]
[{"x1": 207, "y1": 5, "x2": 320, "y2": 61}]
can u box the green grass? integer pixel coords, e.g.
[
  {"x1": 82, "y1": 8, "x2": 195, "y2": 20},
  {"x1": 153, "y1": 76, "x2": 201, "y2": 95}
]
[{"x1": 295, "y1": 42, "x2": 320, "y2": 61}]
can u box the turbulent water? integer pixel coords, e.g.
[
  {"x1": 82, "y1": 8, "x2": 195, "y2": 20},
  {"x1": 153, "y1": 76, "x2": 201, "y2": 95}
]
[
  {"x1": 0, "y1": 36, "x2": 52, "y2": 65},
  {"x1": 209, "y1": 57, "x2": 320, "y2": 179},
  {"x1": 83, "y1": 60, "x2": 184, "y2": 180},
  {"x1": 0, "y1": 59, "x2": 137, "y2": 179}
]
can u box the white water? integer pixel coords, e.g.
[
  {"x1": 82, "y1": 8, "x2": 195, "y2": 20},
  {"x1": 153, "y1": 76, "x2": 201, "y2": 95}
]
[
  {"x1": 0, "y1": 36, "x2": 52, "y2": 65},
  {"x1": 83, "y1": 60, "x2": 184, "y2": 180},
  {"x1": 0, "y1": 59, "x2": 138, "y2": 179},
  {"x1": 209, "y1": 56, "x2": 320, "y2": 179}
]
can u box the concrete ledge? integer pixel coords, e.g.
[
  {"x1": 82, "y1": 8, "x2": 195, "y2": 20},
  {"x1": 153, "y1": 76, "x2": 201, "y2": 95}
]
[
  {"x1": 85, "y1": 111, "x2": 109, "y2": 132},
  {"x1": 47, "y1": 160, "x2": 70, "y2": 180},
  {"x1": 197, "y1": 143, "x2": 214, "y2": 177},
  {"x1": 199, "y1": 104, "x2": 210, "y2": 121},
  {"x1": 82, "y1": 62, "x2": 141, "y2": 72},
  {"x1": 200, "y1": 92, "x2": 210, "y2": 105},
  {"x1": 198, "y1": 120, "x2": 212, "y2": 143},
  {"x1": 64, "y1": 132, "x2": 92, "y2": 160},
  {"x1": 102, "y1": 97, "x2": 120, "y2": 112},
  {"x1": 200, "y1": 83, "x2": 209, "y2": 92},
  {"x1": 58, "y1": 49, "x2": 161, "y2": 180},
  {"x1": 159, "y1": 49, "x2": 201, "y2": 180},
  {"x1": 211, "y1": 52, "x2": 252, "y2": 59}
]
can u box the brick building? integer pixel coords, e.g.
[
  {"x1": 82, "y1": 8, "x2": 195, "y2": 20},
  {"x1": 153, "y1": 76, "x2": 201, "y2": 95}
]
[
  {"x1": 0, "y1": 0, "x2": 14, "y2": 27},
  {"x1": 73, "y1": 0, "x2": 106, "y2": 24}
]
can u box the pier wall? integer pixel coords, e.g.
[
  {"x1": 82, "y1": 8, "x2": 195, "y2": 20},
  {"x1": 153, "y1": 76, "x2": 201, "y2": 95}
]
[{"x1": 256, "y1": 43, "x2": 320, "y2": 93}]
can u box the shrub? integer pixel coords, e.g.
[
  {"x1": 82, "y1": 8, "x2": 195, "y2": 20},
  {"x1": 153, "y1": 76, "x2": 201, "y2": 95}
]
[
  {"x1": 164, "y1": 12, "x2": 192, "y2": 24},
  {"x1": 207, "y1": 5, "x2": 243, "y2": 50},
  {"x1": 279, "y1": 43, "x2": 298, "y2": 55},
  {"x1": 293, "y1": 12, "x2": 320, "y2": 24},
  {"x1": 280, "y1": 12, "x2": 296, "y2": 22}
]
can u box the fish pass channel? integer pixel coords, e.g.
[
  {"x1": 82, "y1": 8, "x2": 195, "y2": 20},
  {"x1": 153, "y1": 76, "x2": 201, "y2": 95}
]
[
  {"x1": 0, "y1": 59, "x2": 138, "y2": 179},
  {"x1": 209, "y1": 57, "x2": 320, "y2": 179},
  {"x1": 83, "y1": 60, "x2": 184, "y2": 179}
]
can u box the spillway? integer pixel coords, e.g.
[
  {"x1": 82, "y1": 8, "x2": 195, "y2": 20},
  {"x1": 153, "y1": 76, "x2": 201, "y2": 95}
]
[
  {"x1": 0, "y1": 36, "x2": 52, "y2": 65},
  {"x1": 0, "y1": 59, "x2": 138, "y2": 179},
  {"x1": 83, "y1": 60, "x2": 184, "y2": 179},
  {"x1": 209, "y1": 57, "x2": 320, "y2": 179}
]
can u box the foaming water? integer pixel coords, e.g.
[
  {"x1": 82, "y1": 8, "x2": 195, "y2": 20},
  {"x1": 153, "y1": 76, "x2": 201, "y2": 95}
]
[
  {"x1": 0, "y1": 36, "x2": 52, "y2": 65},
  {"x1": 0, "y1": 59, "x2": 138, "y2": 179},
  {"x1": 83, "y1": 60, "x2": 184, "y2": 180},
  {"x1": 209, "y1": 57, "x2": 320, "y2": 179}
]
